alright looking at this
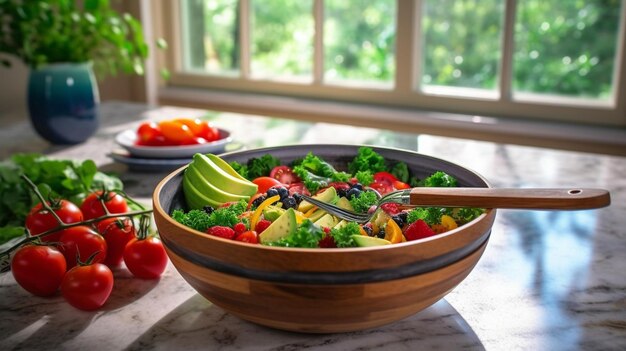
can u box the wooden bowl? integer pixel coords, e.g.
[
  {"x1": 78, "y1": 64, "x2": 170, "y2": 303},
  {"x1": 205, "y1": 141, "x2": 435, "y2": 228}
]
[{"x1": 152, "y1": 145, "x2": 497, "y2": 333}]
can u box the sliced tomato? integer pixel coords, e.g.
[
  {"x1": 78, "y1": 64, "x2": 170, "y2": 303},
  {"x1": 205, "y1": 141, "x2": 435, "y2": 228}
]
[
  {"x1": 393, "y1": 180, "x2": 410, "y2": 189},
  {"x1": 252, "y1": 177, "x2": 283, "y2": 194},
  {"x1": 288, "y1": 182, "x2": 310, "y2": 196},
  {"x1": 269, "y1": 166, "x2": 300, "y2": 185},
  {"x1": 369, "y1": 181, "x2": 394, "y2": 195},
  {"x1": 373, "y1": 171, "x2": 398, "y2": 185}
]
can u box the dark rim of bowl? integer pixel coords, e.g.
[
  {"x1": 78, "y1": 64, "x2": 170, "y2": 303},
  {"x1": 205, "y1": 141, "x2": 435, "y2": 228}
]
[{"x1": 161, "y1": 229, "x2": 490, "y2": 285}]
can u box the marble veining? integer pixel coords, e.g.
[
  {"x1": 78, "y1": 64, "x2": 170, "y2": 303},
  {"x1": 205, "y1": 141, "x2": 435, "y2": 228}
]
[{"x1": 1, "y1": 102, "x2": 625, "y2": 350}]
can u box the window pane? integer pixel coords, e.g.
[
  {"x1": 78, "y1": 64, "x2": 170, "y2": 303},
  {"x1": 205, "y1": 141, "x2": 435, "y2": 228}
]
[
  {"x1": 514, "y1": 0, "x2": 621, "y2": 99},
  {"x1": 250, "y1": 0, "x2": 314, "y2": 80},
  {"x1": 181, "y1": 0, "x2": 239, "y2": 74},
  {"x1": 421, "y1": 0, "x2": 504, "y2": 91},
  {"x1": 324, "y1": 0, "x2": 396, "y2": 86}
]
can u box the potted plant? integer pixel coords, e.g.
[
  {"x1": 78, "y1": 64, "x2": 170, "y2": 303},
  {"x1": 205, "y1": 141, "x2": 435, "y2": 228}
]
[{"x1": 0, "y1": 0, "x2": 164, "y2": 144}]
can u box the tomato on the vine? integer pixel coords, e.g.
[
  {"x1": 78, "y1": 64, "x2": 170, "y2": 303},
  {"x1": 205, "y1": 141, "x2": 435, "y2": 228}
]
[
  {"x1": 80, "y1": 191, "x2": 129, "y2": 220},
  {"x1": 25, "y1": 200, "x2": 83, "y2": 242},
  {"x1": 124, "y1": 237, "x2": 168, "y2": 279},
  {"x1": 11, "y1": 244, "x2": 67, "y2": 297},
  {"x1": 61, "y1": 262, "x2": 114, "y2": 311},
  {"x1": 252, "y1": 176, "x2": 283, "y2": 194},
  {"x1": 59, "y1": 226, "x2": 107, "y2": 268},
  {"x1": 269, "y1": 166, "x2": 300, "y2": 185},
  {"x1": 96, "y1": 217, "x2": 136, "y2": 268}
]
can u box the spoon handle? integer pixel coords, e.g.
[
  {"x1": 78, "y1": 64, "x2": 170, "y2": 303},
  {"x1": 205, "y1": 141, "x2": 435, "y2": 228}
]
[{"x1": 408, "y1": 187, "x2": 611, "y2": 210}]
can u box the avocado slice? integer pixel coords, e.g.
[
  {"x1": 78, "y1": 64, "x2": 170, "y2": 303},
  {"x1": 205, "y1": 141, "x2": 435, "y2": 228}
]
[
  {"x1": 184, "y1": 166, "x2": 248, "y2": 204},
  {"x1": 307, "y1": 208, "x2": 327, "y2": 222},
  {"x1": 314, "y1": 213, "x2": 337, "y2": 229},
  {"x1": 183, "y1": 173, "x2": 222, "y2": 209},
  {"x1": 352, "y1": 235, "x2": 392, "y2": 247},
  {"x1": 263, "y1": 205, "x2": 286, "y2": 222},
  {"x1": 206, "y1": 153, "x2": 250, "y2": 182},
  {"x1": 297, "y1": 186, "x2": 337, "y2": 212},
  {"x1": 336, "y1": 197, "x2": 354, "y2": 211},
  {"x1": 333, "y1": 219, "x2": 349, "y2": 229},
  {"x1": 259, "y1": 208, "x2": 298, "y2": 244},
  {"x1": 189, "y1": 153, "x2": 257, "y2": 196}
]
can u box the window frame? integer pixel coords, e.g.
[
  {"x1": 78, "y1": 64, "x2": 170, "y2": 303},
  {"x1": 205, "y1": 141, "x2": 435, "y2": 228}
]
[{"x1": 155, "y1": 0, "x2": 626, "y2": 127}]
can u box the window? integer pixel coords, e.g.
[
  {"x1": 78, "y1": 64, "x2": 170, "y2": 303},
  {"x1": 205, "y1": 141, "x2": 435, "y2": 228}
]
[{"x1": 162, "y1": 0, "x2": 626, "y2": 126}]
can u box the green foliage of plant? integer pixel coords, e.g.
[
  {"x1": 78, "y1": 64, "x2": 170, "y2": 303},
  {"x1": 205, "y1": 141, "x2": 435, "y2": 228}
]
[{"x1": 0, "y1": 0, "x2": 160, "y2": 77}]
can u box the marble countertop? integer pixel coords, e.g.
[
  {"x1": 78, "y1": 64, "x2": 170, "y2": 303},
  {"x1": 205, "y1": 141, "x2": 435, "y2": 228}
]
[{"x1": 1, "y1": 102, "x2": 624, "y2": 350}]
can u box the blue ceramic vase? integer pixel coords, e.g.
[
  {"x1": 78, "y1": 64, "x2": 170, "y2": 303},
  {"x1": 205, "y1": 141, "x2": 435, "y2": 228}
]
[{"x1": 27, "y1": 62, "x2": 100, "y2": 144}]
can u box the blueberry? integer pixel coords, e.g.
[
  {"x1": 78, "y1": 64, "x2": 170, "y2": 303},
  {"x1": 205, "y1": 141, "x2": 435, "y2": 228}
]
[
  {"x1": 351, "y1": 183, "x2": 363, "y2": 190},
  {"x1": 277, "y1": 187, "x2": 289, "y2": 199},
  {"x1": 391, "y1": 215, "x2": 404, "y2": 228},
  {"x1": 251, "y1": 195, "x2": 267, "y2": 208},
  {"x1": 397, "y1": 212, "x2": 408, "y2": 223},
  {"x1": 292, "y1": 193, "x2": 303, "y2": 204},
  {"x1": 282, "y1": 196, "x2": 297, "y2": 209},
  {"x1": 266, "y1": 188, "x2": 279, "y2": 198},
  {"x1": 376, "y1": 228, "x2": 386, "y2": 239},
  {"x1": 347, "y1": 188, "x2": 361, "y2": 200},
  {"x1": 337, "y1": 188, "x2": 348, "y2": 198},
  {"x1": 362, "y1": 224, "x2": 373, "y2": 236},
  {"x1": 203, "y1": 206, "x2": 215, "y2": 215}
]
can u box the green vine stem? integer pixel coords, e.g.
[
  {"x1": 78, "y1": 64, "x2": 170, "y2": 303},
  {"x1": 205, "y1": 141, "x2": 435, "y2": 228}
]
[{"x1": 0, "y1": 175, "x2": 154, "y2": 261}]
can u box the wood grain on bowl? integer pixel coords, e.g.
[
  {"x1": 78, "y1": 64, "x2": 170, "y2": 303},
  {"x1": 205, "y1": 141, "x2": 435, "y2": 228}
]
[{"x1": 152, "y1": 144, "x2": 497, "y2": 333}]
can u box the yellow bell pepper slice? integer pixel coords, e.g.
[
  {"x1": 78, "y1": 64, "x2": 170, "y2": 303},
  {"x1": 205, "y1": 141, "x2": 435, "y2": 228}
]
[
  {"x1": 441, "y1": 215, "x2": 458, "y2": 231},
  {"x1": 250, "y1": 195, "x2": 281, "y2": 230}
]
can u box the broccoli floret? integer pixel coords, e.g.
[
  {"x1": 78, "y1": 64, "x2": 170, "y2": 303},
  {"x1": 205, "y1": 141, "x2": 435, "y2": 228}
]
[
  {"x1": 171, "y1": 200, "x2": 247, "y2": 232},
  {"x1": 422, "y1": 171, "x2": 458, "y2": 187},
  {"x1": 229, "y1": 161, "x2": 249, "y2": 179},
  {"x1": 354, "y1": 170, "x2": 373, "y2": 185},
  {"x1": 329, "y1": 222, "x2": 360, "y2": 248},
  {"x1": 349, "y1": 191, "x2": 378, "y2": 213},
  {"x1": 348, "y1": 147, "x2": 387, "y2": 175},
  {"x1": 406, "y1": 207, "x2": 449, "y2": 226},
  {"x1": 390, "y1": 162, "x2": 410, "y2": 183},
  {"x1": 452, "y1": 207, "x2": 485, "y2": 224},
  {"x1": 246, "y1": 154, "x2": 281, "y2": 180}
]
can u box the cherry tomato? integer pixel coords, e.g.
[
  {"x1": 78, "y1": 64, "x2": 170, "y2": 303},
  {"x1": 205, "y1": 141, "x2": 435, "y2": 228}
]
[
  {"x1": 287, "y1": 182, "x2": 311, "y2": 196},
  {"x1": 369, "y1": 181, "x2": 394, "y2": 195},
  {"x1": 373, "y1": 171, "x2": 398, "y2": 184},
  {"x1": 80, "y1": 191, "x2": 129, "y2": 220},
  {"x1": 61, "y1": 263, "x2": 113, "y2": 311},
  {"x1": 197, "y1": 121, "x2": 220, "y2": 142},
  {"x1": 269, "y1": 166, "x2": 301, "y2": 185},
  {"x1": 158, "y1": 120, "x2": 196, "y2": 144},
  {"x1": 136, "y1": 121, "x2": 164, "y2": 145},
  {"x1": 393, "y1": 180, "x2": 410, "y2": 190},
  {"x1": 252, "y1": 176, "x2": 283, "y2": 194},
  {"x1": 96, "y1": 217, "x2": 136, "y2": 268},
  {"x1": 25, "y1": 200, "x2": 83, "y2": 242},
  {"x1": 124, "y1": 237, "x2": 168, "y2": 279},
  {"x1": 11, "y1": 244, "x2": 67, "y2": 297},
  {"x1": 173, "y1": 118, "x2": 205, "y2": 136},
  {"x1": 59, "y1": 226, "x2": 107, "y2": 269},
  {"x1": 235, "y1": 230, "x2": 258, "y2": 244}
]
